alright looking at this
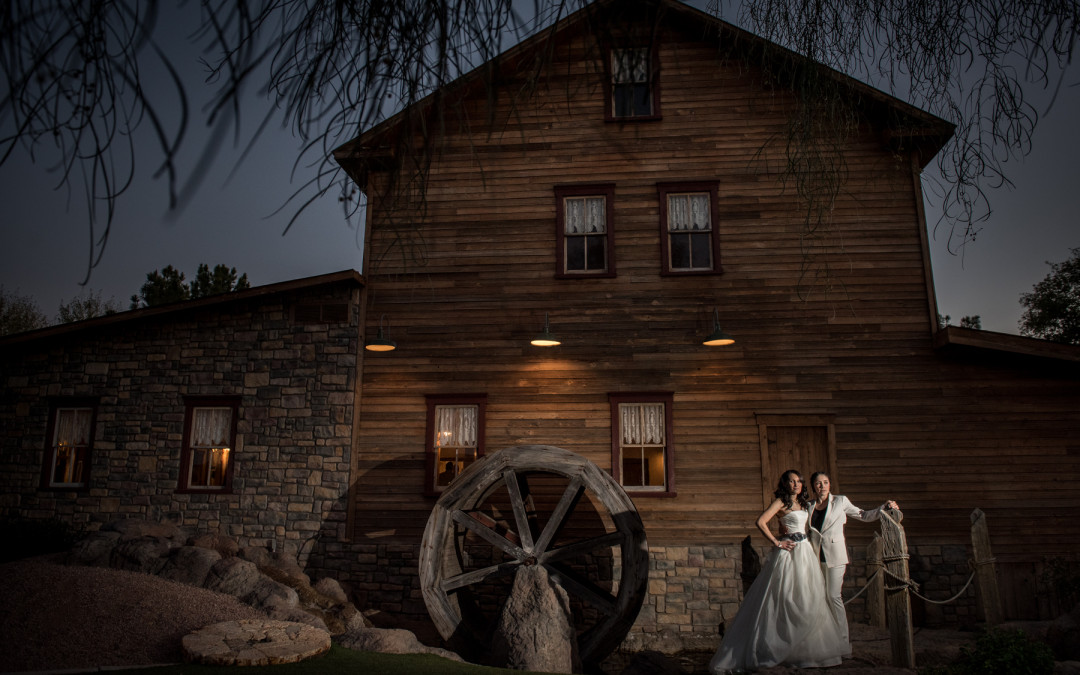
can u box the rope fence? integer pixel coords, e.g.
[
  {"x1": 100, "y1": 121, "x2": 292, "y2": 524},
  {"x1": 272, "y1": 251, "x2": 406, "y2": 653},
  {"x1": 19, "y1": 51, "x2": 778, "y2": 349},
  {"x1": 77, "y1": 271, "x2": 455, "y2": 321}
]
[{"x1": 835, "y1": 507, "x2": 1003, "y2": 670}]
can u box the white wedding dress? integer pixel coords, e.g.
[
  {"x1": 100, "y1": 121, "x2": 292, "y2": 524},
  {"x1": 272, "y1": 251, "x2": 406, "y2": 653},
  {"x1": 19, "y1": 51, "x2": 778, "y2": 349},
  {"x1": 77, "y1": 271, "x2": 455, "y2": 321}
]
[{"x1": 709, "y1": 509, "x2": 846, "y2": 673}]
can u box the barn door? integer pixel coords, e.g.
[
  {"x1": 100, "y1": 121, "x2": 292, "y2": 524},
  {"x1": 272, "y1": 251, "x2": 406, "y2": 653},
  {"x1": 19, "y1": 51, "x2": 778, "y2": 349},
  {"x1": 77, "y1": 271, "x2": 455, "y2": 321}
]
[{"x1": 756, "y1": 415, "x2": 837, "y2": 510}]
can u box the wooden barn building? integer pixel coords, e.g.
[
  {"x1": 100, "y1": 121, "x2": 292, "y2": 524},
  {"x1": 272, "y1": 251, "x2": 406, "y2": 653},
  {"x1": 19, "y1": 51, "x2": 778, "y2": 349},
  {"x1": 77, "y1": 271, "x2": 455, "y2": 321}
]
[{"x1": 2, "y1": 0, "x2": 1079, "y2": 664}]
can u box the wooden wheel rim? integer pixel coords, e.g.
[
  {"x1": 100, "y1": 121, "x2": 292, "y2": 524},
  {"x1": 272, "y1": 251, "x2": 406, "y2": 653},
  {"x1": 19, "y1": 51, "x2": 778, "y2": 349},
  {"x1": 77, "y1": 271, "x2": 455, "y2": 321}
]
[{"x1": 419, "y1": 444, "x2": 649, "y2": 665}]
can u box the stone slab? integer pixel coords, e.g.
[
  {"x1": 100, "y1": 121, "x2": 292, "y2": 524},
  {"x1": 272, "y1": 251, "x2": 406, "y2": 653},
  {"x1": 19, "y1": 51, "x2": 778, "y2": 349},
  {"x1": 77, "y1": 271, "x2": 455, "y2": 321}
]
[{"x1": 182, "y1": 619, "x2": 331, "y2": 666}]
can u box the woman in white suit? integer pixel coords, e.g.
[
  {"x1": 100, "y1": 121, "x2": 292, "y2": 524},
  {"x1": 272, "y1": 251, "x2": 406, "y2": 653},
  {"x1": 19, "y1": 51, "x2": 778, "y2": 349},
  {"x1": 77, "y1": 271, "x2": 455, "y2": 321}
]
[{"x1": 807, "y1": 471, "x2": 898, "y2": 657}]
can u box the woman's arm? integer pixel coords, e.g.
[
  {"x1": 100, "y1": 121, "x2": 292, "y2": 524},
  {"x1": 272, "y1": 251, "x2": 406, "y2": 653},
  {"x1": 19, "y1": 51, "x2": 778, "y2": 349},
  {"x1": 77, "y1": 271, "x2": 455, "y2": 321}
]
[{"x1": 756, "y1": 499, "x2": 794, "y2": 550}]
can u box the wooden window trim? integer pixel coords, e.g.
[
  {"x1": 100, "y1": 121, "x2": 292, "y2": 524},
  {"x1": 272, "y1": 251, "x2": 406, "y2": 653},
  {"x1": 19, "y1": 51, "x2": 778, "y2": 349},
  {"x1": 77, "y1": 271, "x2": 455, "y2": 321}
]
[
  {"x1": 555, "y1": 184, "x2": 617, "y2": 279},
  {"x1": 424, "y1": 394, "x2": 487, "y2": 497},
  {"x1": 603, "y1": 45, "x2": 662, "y2": 122},
  {"x1": 609, "y1": 392, "x2": 676, "y2": 497},
  {"x1": 39, "y1": 397, "x2": 98, "y2": 491},
  {"x1": 177, "y1": 396, "x2": 240, "y2": 494},
  {"x1": 658, "y1": 181, "x2": 722, "y2": 275}
]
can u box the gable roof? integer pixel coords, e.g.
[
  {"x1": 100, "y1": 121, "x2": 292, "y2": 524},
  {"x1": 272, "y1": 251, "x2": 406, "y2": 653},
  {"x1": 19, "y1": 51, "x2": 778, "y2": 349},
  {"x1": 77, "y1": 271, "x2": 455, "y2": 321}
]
[
  {"x1": 333, "y1": 0, "x2": 955, "y2": 185},
  {"x1": 0, "y1": 269, "x2": 364, "y2": 349}
]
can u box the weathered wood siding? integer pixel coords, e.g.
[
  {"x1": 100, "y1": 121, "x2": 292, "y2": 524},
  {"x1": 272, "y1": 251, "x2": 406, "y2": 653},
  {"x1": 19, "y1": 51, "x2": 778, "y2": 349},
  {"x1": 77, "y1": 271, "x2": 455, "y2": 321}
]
[{"x1": 350, "y1": 16, "x2": 1080, "y2": 583}]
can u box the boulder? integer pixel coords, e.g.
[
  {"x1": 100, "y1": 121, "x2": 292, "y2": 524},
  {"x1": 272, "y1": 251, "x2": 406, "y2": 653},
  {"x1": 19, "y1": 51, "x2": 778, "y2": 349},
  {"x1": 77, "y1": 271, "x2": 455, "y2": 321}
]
[
  {"x1": 158, "y1": 545, "x2": 222, "y2": 587},
  {"x1": 267, "y1": 606, "x2": 331, "y2": 633},
  {"x1": 66, "y1": 530, "x2": 121, "y2": 567},
  {"x1": 335, "y1": 626, "x2": 463, "y2": 662},
  {"x1": 489, "y1": 564, "x2": 578, "y2": 673},
  {"x1": 189, "y1": 533, "x2": 240, "y2": 559},
  {"x1": 313, "y1": 577, "x2": 349, "y2": 605},
  {"x1": 204, "y1": 557, "x2": 299, "y2": 612},
  {"x1": 101, "y1": 518, "x2": 186, "y2": 545},
  {"x1": 110, "y1": 536, "x2": 171, "y2": 575}
]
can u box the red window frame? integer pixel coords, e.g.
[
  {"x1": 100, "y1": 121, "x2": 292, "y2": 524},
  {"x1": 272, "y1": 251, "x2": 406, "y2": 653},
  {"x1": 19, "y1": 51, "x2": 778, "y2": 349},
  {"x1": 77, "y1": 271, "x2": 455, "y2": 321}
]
[
  {"x1": 609, "y1": 392, "x2": 676, "y2": 497},
  {"x1": 424, "y1": 394, "x2": 487, "y2": 496},
  {"x1": 555, "y1": 184, "x2": 617, "y2": 279},
  {"x1": 177, "y1": 396, "x2": 239, "y2": 494},
  {"x1": 39, "y1": 397, "x2": 98, "y2": 491},
  {"x1": 658, "y1": 181, "x2": 722, "y2": 275}
]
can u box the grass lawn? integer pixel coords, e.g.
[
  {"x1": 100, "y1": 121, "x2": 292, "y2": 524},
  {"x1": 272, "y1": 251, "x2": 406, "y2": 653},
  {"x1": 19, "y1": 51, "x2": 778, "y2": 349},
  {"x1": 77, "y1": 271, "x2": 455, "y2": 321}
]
[{"x1": 108, "y1": 645, "x2": 546, "y2": 675}]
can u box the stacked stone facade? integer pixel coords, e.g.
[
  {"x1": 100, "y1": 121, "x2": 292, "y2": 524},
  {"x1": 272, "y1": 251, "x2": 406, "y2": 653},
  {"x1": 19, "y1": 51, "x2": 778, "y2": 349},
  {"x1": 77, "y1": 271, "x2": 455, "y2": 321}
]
[{"x1": 0, "y1": 274, "x2": 362, "y2": 555}]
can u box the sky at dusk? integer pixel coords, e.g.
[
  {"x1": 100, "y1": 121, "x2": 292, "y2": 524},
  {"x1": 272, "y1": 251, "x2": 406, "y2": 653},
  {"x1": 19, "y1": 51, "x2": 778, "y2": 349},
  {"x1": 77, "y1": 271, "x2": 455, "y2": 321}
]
[{"x1": 1, "y1": 2, "x2": 1077, "y2": 336}]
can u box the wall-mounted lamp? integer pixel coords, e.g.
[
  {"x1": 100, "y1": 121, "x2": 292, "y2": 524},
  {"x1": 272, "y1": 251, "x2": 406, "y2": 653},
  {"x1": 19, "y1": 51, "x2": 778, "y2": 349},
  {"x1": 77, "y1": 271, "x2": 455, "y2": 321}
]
[
  {"x1": 365, "y1": 314, "x2": 397, "y2": 352},
  {"x1": 530, "y1": 312, "x2": 561, "y2": 347},
  {"x1": 702, "y1": 308, "x2": 735, "y2": 346}
]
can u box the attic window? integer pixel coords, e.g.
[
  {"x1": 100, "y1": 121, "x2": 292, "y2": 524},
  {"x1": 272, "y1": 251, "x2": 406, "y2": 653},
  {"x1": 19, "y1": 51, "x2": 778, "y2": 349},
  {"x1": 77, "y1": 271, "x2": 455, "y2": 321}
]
[
  {"x1": 294, "y1": 303, "x2": 349, "y2": 324},
  {"x1": 607, "y1": 47, "x2": 660, "y2": 121}
]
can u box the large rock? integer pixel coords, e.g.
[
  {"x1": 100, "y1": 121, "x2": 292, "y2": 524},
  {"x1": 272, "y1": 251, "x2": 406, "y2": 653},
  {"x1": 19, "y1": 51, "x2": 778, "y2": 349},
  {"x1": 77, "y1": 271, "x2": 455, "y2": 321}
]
[
  {"x1": 204, "y1": 557, "x2": 299, "y2": 612},
  {"x1": 110, "y1": 536, "x2": 172, "y2": 575},
  {"x1": 101, "y1": 518, "x2": 187, "y2": 545},
  {"x1": 336, "y1": 626, "x2": 463, "y2": 662},
  {"x1": 159, "y1": 545, "x2": 222, "y2": 587},
  {"x1": 489, "y1": 564, "x2": 579, "y2": 673},
  {"x1": 189, "y1": 533, "x2": 240, "y2": 559},
  {"x1": 66, "y1": 531, "x2": 121, "y2": 567},
  {"x1": 313, "y1": 577, "x2": 348, "y2": 605}
]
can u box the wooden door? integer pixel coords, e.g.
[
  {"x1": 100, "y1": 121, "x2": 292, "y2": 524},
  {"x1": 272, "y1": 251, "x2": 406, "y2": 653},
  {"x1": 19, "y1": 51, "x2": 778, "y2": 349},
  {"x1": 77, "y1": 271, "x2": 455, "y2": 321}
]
[{"x1": 756, "y1": 415, "x2": 837, "y2": 510}]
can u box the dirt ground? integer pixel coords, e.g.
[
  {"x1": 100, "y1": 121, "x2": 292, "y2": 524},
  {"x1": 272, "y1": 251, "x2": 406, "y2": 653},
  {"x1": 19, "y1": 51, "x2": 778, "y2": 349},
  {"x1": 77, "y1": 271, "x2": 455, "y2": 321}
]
[{"x1": 0, "y1": 554, "x2": 1070, "y2": 674}]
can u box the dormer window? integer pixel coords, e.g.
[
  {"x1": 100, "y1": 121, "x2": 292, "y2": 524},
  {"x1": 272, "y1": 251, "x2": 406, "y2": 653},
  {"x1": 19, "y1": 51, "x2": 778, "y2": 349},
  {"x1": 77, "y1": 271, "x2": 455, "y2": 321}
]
[{"x1": 608, "y1": 47, "x2": 660, "y2": 121}]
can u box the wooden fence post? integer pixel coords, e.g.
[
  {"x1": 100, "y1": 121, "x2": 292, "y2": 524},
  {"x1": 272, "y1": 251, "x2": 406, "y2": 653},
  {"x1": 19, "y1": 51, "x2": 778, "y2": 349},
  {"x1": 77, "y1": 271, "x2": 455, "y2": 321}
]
[
  {"x1": 970, "y1": 508, "x2": 1003, "y2": 626},
  {"x1": 880, "y1": 509, "x2": 915, "y2": 669},
  {"x1": 866, "y1": 533, "x2": 886, "y2": 627}
]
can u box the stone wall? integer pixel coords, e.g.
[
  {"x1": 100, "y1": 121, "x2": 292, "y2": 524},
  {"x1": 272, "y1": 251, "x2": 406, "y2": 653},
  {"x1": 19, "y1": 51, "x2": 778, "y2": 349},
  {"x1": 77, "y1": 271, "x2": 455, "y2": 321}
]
[{"x1": 0, "y1": 278, "x2": 361, "y2": 554}]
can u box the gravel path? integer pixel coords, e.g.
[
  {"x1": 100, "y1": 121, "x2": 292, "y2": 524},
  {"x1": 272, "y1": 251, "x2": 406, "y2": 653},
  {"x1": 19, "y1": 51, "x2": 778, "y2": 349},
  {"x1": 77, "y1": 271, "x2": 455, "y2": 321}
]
[{"x1": 0, "y1": 556, "x2": 263, "y2": 673}]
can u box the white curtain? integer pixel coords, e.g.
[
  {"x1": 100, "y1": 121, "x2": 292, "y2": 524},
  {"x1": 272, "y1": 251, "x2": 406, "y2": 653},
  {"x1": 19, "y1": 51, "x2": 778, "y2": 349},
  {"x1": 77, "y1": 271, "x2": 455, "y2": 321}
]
[
  {"x1": 565, "y1": 197, "x2": 605, "y2": 234},
  {"x1": 621, "y1": 403, "x2": 664, "y2": 445},
  {"x1": 192, "y1": 407, "x2": 232, "y2": 447},
  {"x1": 56, "y1": 408, "x2": 92, "y2": 446},
  {"x1": 436, "y1": 405, "x2": 477, "y2": 447},
  {"x1": 612, "y1": 48, "x2": 649, "y2": 84},
  {"x1": 668, "y1": 194, "x2": 710, "y2": 231}
]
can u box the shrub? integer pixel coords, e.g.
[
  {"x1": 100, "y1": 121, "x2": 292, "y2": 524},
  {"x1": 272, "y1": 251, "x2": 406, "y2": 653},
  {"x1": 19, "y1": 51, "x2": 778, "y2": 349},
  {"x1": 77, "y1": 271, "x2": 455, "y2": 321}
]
[
  {"x1": 919, "y1": 627, "x2": 1054, "y2": 675},
  {"x1": 0, "y1": 517, "x2": 80, "y2": 563}
]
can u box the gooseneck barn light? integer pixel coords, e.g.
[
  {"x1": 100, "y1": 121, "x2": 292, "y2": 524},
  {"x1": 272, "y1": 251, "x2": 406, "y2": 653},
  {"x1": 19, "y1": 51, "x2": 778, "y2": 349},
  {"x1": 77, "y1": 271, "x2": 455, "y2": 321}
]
[
  {"x1": 530, "y1": 312, "x2": 561, "y2": 347},
  {"x1": 702, "y1": 308, "x2": 735, "y2": 346}
]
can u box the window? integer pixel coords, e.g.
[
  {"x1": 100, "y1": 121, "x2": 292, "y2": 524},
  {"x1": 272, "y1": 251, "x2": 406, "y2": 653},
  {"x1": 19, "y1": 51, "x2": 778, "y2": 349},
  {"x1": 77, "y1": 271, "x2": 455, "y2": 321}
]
[
  {"x1": 41, "y1": 399, "x2": 97, "y2": 489},
  {"x1": 609, "y1": 393, "x2": 674, "y2": 496},
  {"x1": 555, "y1": 185, "x2": 615, "y2": 278},
  {"x1": 178, "y1": 397, "x2": 239, "y2": 492},
  {"x1": 658, "y1": 182, "x2": 721, "y2": 274},
  {"x1": 608, "y1": 47, "x2": 660, "y2": 120},
  {"x1": 426, "y1": 394, "x2": 486, "y2": 494}
]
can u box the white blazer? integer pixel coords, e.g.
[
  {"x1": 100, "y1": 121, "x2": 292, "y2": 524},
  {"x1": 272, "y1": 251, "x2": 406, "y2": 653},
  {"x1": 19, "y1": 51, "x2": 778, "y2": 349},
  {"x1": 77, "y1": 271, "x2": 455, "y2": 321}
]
[{"x1": 806, "y1": 494, "x2": 886, "y2": 568}]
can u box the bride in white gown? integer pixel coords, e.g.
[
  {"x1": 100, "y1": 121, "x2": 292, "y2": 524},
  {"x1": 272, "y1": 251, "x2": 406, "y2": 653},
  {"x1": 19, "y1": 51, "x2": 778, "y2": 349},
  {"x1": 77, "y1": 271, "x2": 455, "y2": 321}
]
[{"x1": 709, "y1": 470, "x2": 846, "y2": 673}]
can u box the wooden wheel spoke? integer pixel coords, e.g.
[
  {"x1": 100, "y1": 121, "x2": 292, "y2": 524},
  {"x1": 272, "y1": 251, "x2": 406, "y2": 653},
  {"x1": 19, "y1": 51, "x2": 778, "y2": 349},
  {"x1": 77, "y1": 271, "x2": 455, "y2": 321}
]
[
  {"x1": 502, "y1": 468, "x2": 535, "y2": 551},
  {"x1": 544, "y1": 563, "x2": 618, "y2": 617},
  {"x1": 532, "y1": 475, "x2": 584, "y2": 555},
  {"x1": 540, "y1": 531, "x2": 625, "y2": 565},
  {"x1": 441, "y1": 560, "x2": 521, "y2": 592},
  {"x1": 451, "y1": 509, "x2": 528, "y2": 560}
]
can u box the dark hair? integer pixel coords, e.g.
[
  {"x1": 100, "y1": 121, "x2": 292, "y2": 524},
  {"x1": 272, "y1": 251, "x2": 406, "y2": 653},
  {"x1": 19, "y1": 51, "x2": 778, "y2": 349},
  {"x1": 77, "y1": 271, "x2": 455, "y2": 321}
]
[
  {"x1": 774, "y1": 469, "x2": 809, "y2": 510},
  {"x1": 809, "y1": 471, "x2": 830, "y2": 488}
]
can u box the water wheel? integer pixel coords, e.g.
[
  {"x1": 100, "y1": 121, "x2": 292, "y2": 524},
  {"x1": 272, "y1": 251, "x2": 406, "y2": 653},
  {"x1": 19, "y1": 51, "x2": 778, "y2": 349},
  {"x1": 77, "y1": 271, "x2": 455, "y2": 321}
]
[{"x1": 419, "y1": 444, "x2": 649, "y2": 667}]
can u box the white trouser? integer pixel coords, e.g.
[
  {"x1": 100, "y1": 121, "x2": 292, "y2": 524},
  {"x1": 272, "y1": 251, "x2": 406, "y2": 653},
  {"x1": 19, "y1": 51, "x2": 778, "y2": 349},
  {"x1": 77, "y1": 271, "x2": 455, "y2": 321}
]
[{"x1": 822, "y1": 562, "x2": 851, "y2": 656}]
